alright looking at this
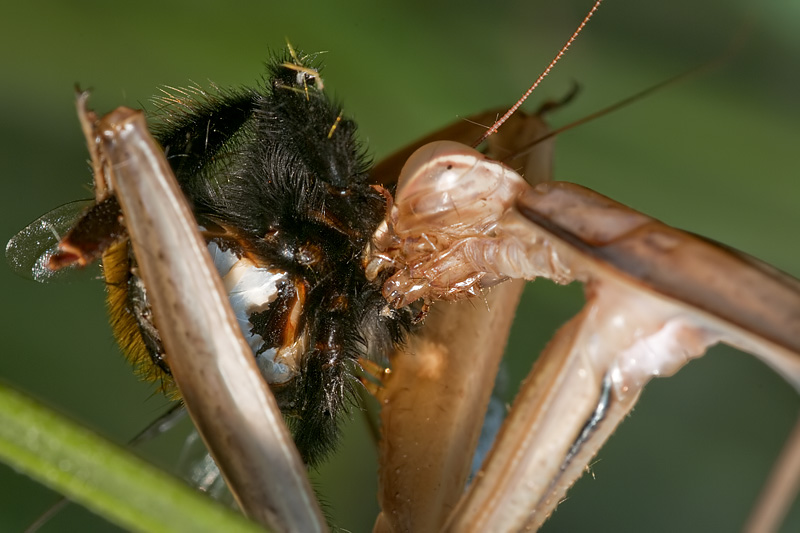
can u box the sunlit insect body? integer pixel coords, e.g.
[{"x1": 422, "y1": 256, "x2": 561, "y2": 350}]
[{"x1": 2, "y1": 2, "x2": 800, "y2": 532}]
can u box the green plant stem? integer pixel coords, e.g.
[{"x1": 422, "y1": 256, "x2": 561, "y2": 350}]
[{"x1": 0, "y1": 382, "x2": 266, "y2": 533}]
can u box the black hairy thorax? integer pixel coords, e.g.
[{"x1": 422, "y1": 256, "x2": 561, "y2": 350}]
[{"x1": 98, "y1": 52, "x2": 416, "y2": 466}]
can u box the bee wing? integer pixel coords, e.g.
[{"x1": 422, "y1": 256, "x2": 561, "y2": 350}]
[
  {"x1": 176, "y1": 429, "x2": 235, "y2": 506},
  {"x1": 5, "y1": 200, "x2": 101, "y2": 283}
]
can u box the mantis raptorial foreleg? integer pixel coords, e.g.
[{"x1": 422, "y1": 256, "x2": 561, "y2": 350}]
[
  {"x1": 74, "y1": 96, "x2": 326, "y2": 533},
  {"x1": 367, "y1": 137, "x2": 800, "y2": 532}
]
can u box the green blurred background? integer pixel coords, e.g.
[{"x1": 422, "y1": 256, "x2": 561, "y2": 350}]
[{"x1": 1, "y1": 0, "x2": 798, "y2": 531}]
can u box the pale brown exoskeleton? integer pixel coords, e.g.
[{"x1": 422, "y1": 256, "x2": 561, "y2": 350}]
[{"x1": 3, "y1": 2, "x2": 796, "y2": 528}]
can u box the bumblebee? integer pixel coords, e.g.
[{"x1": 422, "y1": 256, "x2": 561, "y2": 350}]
[{"x1": 27, "y1": 51, "x2": 416, "y2": 466}]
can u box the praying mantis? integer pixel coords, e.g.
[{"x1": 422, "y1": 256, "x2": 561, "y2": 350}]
[{"x1": 1, "y1": 1, "x2": 798, "y2": 531}]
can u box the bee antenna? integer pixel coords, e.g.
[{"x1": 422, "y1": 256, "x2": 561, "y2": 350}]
[{"x1": 473, "y1": 0, "x2": 603, "y2": 148}]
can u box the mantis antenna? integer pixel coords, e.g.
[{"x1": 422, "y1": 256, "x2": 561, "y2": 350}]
[{"x1": 473, "y1": 0, "x2": 603, "y2": 147}]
